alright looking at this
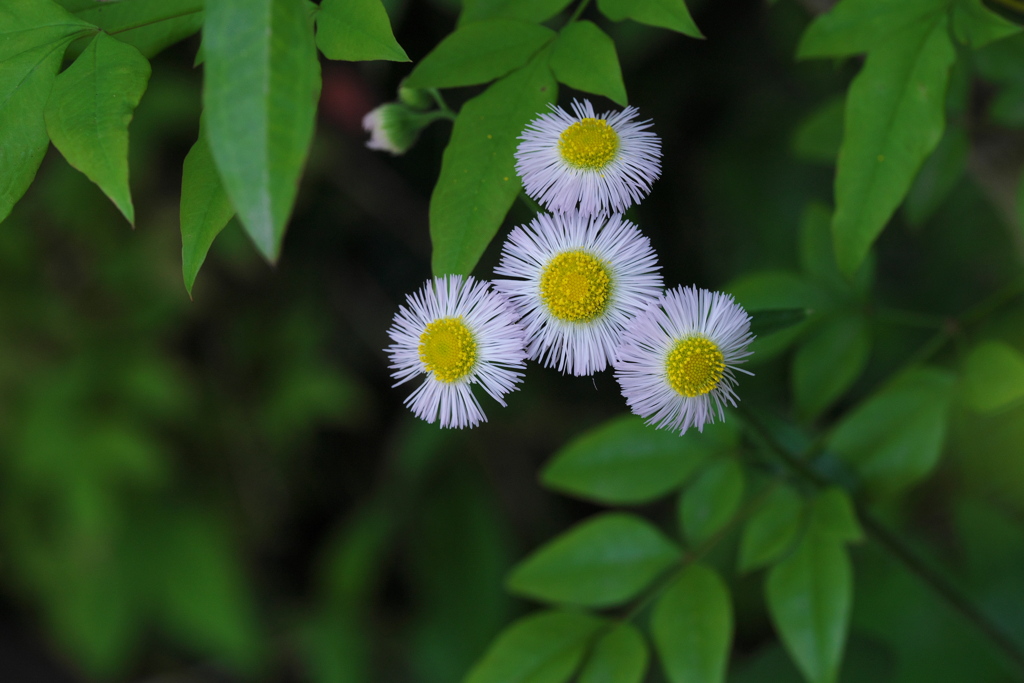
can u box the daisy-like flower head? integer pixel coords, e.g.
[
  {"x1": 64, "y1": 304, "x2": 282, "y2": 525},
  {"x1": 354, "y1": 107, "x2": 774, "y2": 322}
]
[
  {"x1": 514, "y1": 99, "x2": 662, "y2": 216},
  {"x1": 614, "y1": 286, "x2": 754, "y2": 435},
  {"x1": 493, "y1": 212, "x2": 663, "y2": 376},
  {"x1": 386, "y1": 275, "x2": 527, "y2": 428}
]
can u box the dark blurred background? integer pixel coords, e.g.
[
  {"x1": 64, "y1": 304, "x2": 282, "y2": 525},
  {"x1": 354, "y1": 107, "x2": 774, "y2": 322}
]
[{"x1": 4, "y1": 0, "x2": 1024, "y2": 680}]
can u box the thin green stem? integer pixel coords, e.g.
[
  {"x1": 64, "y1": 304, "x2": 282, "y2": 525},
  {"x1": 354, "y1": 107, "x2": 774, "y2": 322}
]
[
  {"x1": 738, "y1": 406, "x2": 1024, "y2": 672},
  {"x1": 427, "y1": 89, "x2": 457, "y2": 121},
  {"x1": 873, "y1": 306, "x2": 946, "y2": 330},
  {"x1": 614, "y1": 482, "x2": 782, "y2": 627},
  {"x1": 565, "y1": 0, "x2": 593, "y2": 26}
]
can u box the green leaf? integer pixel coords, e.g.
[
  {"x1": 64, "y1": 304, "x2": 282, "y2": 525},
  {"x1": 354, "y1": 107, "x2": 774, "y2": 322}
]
[
  {"x1": 404, "y1": 19, "x2": 554, "y2": 90},
  {"x1": 749, "y1": 309, "x2": 813, "y2": 338},
  {"x1": 791, "y1": 96, "x2": 844, "y2": 165},
  {"x1": 151, "y1": 505, "x2": 262, "y2": 671},
  {"x1": 460, "y1": 0, "x2": 574, "y2": 25},
  {"x1": 651, "y1": 564, "x2": 733, "y2": 683},
  {"x1": 549, "y1": 21, "x2": 627, "y2": 106},
  {"x1": 680, "y1": 458, "x2": 745, "y2": 546},
  {"x1": 578, "y1": 623, "x2": 649, "y2": 683},
  {"x1": 951, "y1": 0, "x2": 1022, "y2": 48},
  {"x1": 808, "y1": 488, "x2": 864, "y2": 544},
  {"x1": 72, "y1": 0, "x2": 203, "y2": 58},
  {"x1": 798, "y1": 203, "x2": 844, "y2": 289},
  {"x1": 1, "y1": 0, "x2": 95, "y2": 54},
  {"x1": 315, "y1": 0, "x2": 408, "y2": 62},
  {"x1": 826, "y1": 367, "x2": 955, "y2": 494},
  {"x1": 738, "y1": 485, "x2": 803, "y2": 574},
  {"x1": 796, "y1": 0, "x2": 946, "y2": 59},
  {"x1": 596, "y1": 0, "x2": 703, "y2": 39},
  {"x1": 430, "y1": 51, "x2": 556, "y2": 276},
  {"x1": 44, "y1": 33, "x2": 151, "y2": 226},
  {"x1": 831, "y1": 14, "x2": 955, "y2": 275},
  {"x1": 181, "y1": 119, "x2": 235, "y2": 297},
  {"x1": 766, "y1": 534, "x2": 852, "y2": 683},
  {"x1": 0, "y1": 55, "x2": 61, "y2": 222},
  {"x1": 203, "y1": 0, "x2": 321, "y2": 262},
  {"x1": 963, "y1": 340, "x2": 1024, "y2": 412},
  {"x1": 465, "y1": 610, "x2": 605, "y2": 683},
  {"x1": 541, "y1": 414, "x2": 726, "y2": 505},
  {"x1": 903, "y1": 124, "x2": 968, "y2": 227},
  {"x1": 792, "y1": 312, "x2": 871, "y2": 420},
  {"x1": 0, "y1": 1, "x2": 95, "y2": 223},
  {"x1": 506, "y1": 512, "x2": 681, "y2": 608},
  {"x1": 408, "y1": 470, "x2": 514, "y2": 683},
  {"x1": 726, "y1": 271, "x2": 831, "y2": 364}
]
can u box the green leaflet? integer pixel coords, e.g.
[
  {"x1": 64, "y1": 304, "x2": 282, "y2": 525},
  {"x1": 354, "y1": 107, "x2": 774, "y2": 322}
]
[
  {"x1": 808, "y1": 489, "x2": 864, "y2": 544},
  {"x1": 44, "y1": 33, "x2": 152, "y2": 226},
  {"x1": 798, "y1": 203, "x2": 846, "y2": 291},
  {"x1": 767, "y1": 532, "x2": 852, "y2": 683},
  {"x1": 72, "y1": 0, "x2": 203, "y2": 58},
  {"x1": 577, "y1": 623, "x2": 649, "y2": 683},
  {"x1": 726, "y1": 270, "x2": 832, "y2": 364},
  {"x1": 549, "y1": 21, "x2": 627, "y2": 107},
  {"x1": 962, "y1": 340, "x2": 1024, "y2": 412},
  {"x1": 951, "y1": 0, "x2": 1022, "y2": 48},
  {"x1": 203, "y1": 0, "x2": 321, "y2": 262},
  {"x1": 832, "y1": 13, "x2": 955, "y2": 276},
  {"x1": 315, "y1": 0, "x2": 408, "y2": 62},
  {"x1": 903, "y1": 124, "x2": 968, "y2": 226},
  {"x1": 407, "y1": 472, "x2": 514, "y2": 683},
  {"x1": 827, "y1": 367, "x2": 955, "y2": 494},
  {"x1": 0, "y1": 0, "x2": 95, "y2": 224},
  {"x1": 792, "y1": 312, "x2": 871, "y2": 421},
  {"x1": 505, "y1": 512, "x2": 681, "y2": 608},
  {"x1": 148, "y1": 505, "x2": 263, "y2": 673},
  {"x1": 540, "y1": 414, "x2": 728, "y2": 505},
  {"x1": 429, "y1": 51, "x2": 556, "y2": 276},
  {"x1": 748, "y1": 309, "x2": 812, "y2": 338},
  {"x1": 404, "y1": 19, "x2": 554, "y2": 90},
  {"x1": 796, "y1": 0, "x2": 946, "y2": 59},
  {"x1": 459, "y1": 0, "x2": 574, "y2": 26},
  {"x1": 737, "y1": 485, "x2": 803, "y2": 574},
  {"x1": 181, "y1": 119, "x2": 235, "y2": 296},
  {"x1": 465, "y1": 610, "x2": 605, "y2": 683},
  {"x1": 651, "y1": 564, "x2": 733, "y2": 683},
  {"x1": 596, "y1": 0, "x2": 703, "y2": 39},
  {"x1": 791, "y1": 96, "x2": 844, "y2": 165},
  {"x1": 679, "y1": 458, "x2": 745, "y2": 545},
  {"x1": 1, "y1": 0, "x2": 95, "y2": 54}
]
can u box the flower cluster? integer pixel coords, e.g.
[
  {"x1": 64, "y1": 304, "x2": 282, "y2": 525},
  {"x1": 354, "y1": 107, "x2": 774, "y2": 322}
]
[{"x1": 382, "y1": 100, "x2": 754, "y2": 433}]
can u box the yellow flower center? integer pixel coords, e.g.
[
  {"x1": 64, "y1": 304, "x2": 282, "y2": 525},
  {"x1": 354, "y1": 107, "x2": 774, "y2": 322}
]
[
  {"x1": 418, "y1": 317, "x2": 477, "y2": 383},
  {"x1": 540, "y1": 250, "x2": 612, "y2": 323},
  {"x1": 666, "y1": 336, "x2": 726, "y2": 397},
  {"x1": 558, "y1": 118, "x2": 619, "y2": 171}
]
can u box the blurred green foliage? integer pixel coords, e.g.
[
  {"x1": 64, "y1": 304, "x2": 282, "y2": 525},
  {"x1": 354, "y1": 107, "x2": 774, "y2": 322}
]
[{"x1": 3, "y1": 0, "x2": 1024, "y2": 681}]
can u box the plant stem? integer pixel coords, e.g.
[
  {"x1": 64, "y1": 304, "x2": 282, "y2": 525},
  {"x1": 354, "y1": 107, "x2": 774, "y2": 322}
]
[
  {"x1": 565, "y1": 0, "x2": 593, "y2": 26},
  {"x1": 614, "y1": 482, "x2": 781, "y2": 627},
  {"x1": 738, "y1": 406, "x2": 1024, "y2": 672}
]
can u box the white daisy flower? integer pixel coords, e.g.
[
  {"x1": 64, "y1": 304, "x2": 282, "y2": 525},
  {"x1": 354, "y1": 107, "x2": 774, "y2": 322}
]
[
  {"x1": 514, "y1": 99, "x2": 662, "y2": 216},
  {"x1": 386, "y1": 275, "x2": 527, "y2": 428},
  {"x1": 493, "y1": 212, "x2": 663, "y2": 376},
  {"x1": 614, "y1": 286, "x2": 754, "y2": 434}
]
